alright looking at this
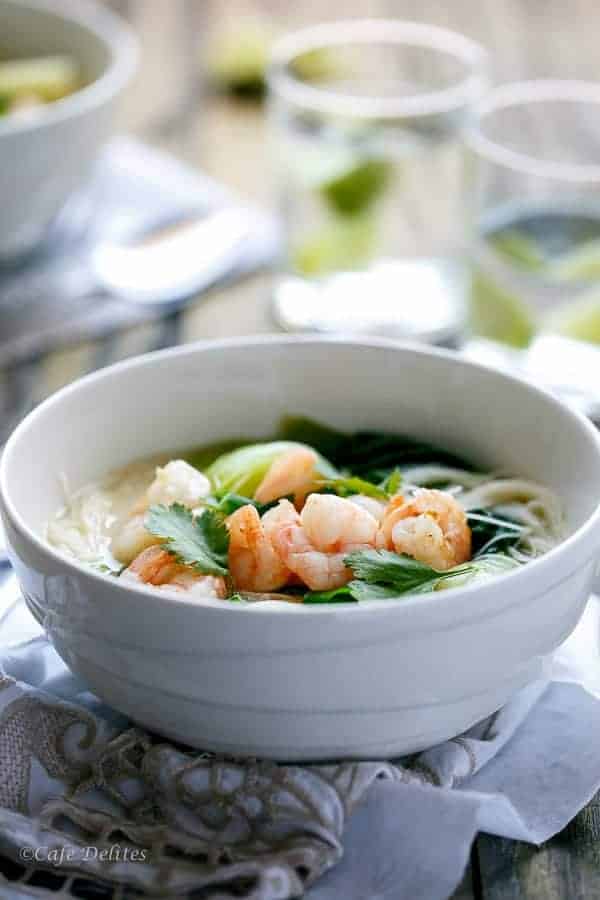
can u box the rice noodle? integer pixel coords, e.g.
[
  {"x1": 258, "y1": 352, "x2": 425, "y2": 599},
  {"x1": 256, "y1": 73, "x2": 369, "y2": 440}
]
[{"x1": 418, "y1": 472, "x2": 564, "y2": 560}]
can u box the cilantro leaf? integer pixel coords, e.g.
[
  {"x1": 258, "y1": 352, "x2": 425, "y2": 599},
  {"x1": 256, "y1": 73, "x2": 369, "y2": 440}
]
[
  {"x1": 343, "y1": 549, "x2": 472, "y2": 595},
  {"x1": 145, "y1": 503, "x2": 229, "y2": 576}
]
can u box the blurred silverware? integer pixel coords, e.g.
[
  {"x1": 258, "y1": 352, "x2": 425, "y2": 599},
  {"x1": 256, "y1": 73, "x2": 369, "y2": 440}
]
[{"x1": 90, "y1": 206, "x2": 257, "y2": 306}]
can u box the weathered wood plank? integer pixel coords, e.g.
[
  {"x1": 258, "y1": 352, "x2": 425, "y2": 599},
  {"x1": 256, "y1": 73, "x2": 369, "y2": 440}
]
[{"x1": 477, "y1": 790, "x2": 600, "y2": 899}]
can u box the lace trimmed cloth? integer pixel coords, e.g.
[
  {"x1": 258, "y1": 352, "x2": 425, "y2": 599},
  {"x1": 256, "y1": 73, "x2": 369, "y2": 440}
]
[{"x1": 1, "y1": 591, "x2": 600, "y2": 900}]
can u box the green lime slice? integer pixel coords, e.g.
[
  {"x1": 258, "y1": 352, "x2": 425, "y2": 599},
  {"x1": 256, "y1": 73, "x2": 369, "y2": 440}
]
[
  {"x1": 547, "y1": 238, "x2": 600, "y2": 283},
  {"x1": 490, "y1": 230, "x2": 546, "y2": 271},
  {"x1": 469, "y1": 269, "x2": 536, "y2": 348},
  {"x1": 544, "y1": 292, "x2": 600, "y2": 344},
  {"x1": 292, "y1": 217, "x2": 377, "y2": 277},
  {"x1": 319, "y1": 158, "x2": 393, "y2": 218}
]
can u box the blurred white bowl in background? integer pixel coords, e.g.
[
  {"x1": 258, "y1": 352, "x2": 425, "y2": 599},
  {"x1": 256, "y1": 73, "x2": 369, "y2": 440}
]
[{"x1": 0, "y1": 0, "x2": 137, "y2": 260}]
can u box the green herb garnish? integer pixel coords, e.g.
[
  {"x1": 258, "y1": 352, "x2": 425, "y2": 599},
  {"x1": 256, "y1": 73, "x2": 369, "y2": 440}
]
[
  {"x1": 317, "y1": 475, "x2": 389, "y2": 500},
  {"x1": 145, "y1": 503, "x2": 229, "y2": 576},
  {"x1": 379, "y1": 468, "x2": 403, "y2": 496},
  {"x1": 212, "y1": 492, "x2": 289, "y2": 517},
  {"x1": 279, "y1": 416, "x2": 473, "y2": 483},
  {"x1": 306, "y1": 550, "x2": 520, "y2": 603},
  {"x1": 467, "y1": 508, "x2": 525, "y2": 558},
  {"x1": 305, "y1": 551, "x2": 472, "y2": 603},
  {"x1": 304, "y1": 584, "x2": 357, "y2": 604},
  {"x1": 344, "y1": 549, "x2": 472, "y2": 595},
  {"x1": 205, "y1": 440, "x2": 338, "y2": 498}
]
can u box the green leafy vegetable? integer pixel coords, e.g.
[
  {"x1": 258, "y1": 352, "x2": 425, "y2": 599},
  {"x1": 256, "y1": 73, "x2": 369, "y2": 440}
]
[
  {"x1": 279, "y1": 417, "x2": 473, "y2": 483},
  {"x1": 205, "y1": 440, "x2": 338, "y2": 498},
  {"x1": 0, "y1": 95, "x2": 9, "y2": 116},
  {"x1": 379, "y1": 468, "x2": 403, "y2": 496},
  {"x1": 304, "y1": 585, "x2": 356, "y2": 604},
  {"x1": 306, "y1": 551, "x2": 521, "y2": 604},
  {"x1": 318, "y1": 475, "x2": 389, "y2": 500},
  {"x1": 344, "y1": 549, "x2": 471, "y2": 595},
  {"x1": 145, "y1": 503, "x2": 229, "y2": 576},
  {"x1": 467, "y1": 509, "x2": 525, "y2": 558},
  {"x1": 340, "y1": 549, "x2": 521, "y2": 601},
  {"x1": 212, "y1": 492, "x2": 289, "y2": 517},
  {"x1": 278, "y1": 416, "x2": 348, "y2": 459}
]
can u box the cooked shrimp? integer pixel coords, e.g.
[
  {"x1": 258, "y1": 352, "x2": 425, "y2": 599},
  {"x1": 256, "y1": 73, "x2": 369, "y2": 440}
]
[
  {"x1": 254, "y1": 447, "x2": 318, "y2": 508},
  {"x1": 347, "y1": 494, "x2": 387, "y2": 522},
  {"x1": 271, "y1": 494, "x2": 379, "y2": 590},
  {"x1": 135, "y1": 460, "x2": 210, "y2": 512},
  {"x1": 227, "y1": 503, "x2": 292, "y2": 592},
  {"x1": 122, "y1": 545, "x2": 226, "y2": 599},
  {"x1": 377, "y1": 488, "x2": 471, "y2": 570},
  {"x1": 111, "y1": 513, "x2": 161, "y2": 565},
  {"x1": 112, "y1": 460, "x2": 210, "y2": 565}
]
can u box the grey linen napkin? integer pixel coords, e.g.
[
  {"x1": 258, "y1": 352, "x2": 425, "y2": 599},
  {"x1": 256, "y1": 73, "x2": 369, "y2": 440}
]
[
  {"x1": 1, "y1": 572, "x2": 600, "y2": 900},
  {"x1": 0, "y1": 137, "x2": 279, "y2": 367}
]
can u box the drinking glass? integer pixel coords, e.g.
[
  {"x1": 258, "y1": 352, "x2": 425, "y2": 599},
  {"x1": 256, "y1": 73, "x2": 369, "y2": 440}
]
[
  {"x1": 466, "y1": 80, "x2": 600, "y2": 347},
  {"x1": 267, "y1": 20, "x2": 487, "y2": 344}
]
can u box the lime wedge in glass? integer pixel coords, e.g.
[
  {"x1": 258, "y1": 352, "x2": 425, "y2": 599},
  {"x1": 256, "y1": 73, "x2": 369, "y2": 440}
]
[
  {"x1": 292, "y1": 217, "x2": 376, "y2": 277},
  {"x1": 319, "y1": 158, "x2": 393, "y2": 217},
  {"x1": 547, "y1": 238, "x2": 600, "y2": 283},
  {"x1": 469, "y1": 269, "x2": 536, "y2": 348},
  {"x1": 490, "y1": 230, "x2": 546, "y2": 271},
  {"x1": 544, "y1": 292, "x2": 600, "y2": 344}
]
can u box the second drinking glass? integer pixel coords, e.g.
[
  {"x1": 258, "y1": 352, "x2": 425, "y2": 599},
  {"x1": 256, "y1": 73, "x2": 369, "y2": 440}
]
[{"x1": 267, "y1": 20, "x2": 487, "y2": 343}]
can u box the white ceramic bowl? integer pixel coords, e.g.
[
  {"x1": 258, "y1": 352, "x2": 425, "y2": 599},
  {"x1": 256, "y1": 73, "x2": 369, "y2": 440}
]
[
  {"x1": 0, "y1": 0, "x2": 137, "y2": 260},
  {"x1": 2, "y1": 336, "x2": 600, "y2": 761}
]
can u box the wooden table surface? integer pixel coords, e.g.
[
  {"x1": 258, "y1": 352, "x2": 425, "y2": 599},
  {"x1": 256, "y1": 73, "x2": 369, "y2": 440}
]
[{"x1": 4, "y1": 1, "x2": 600, "y2": 897}]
